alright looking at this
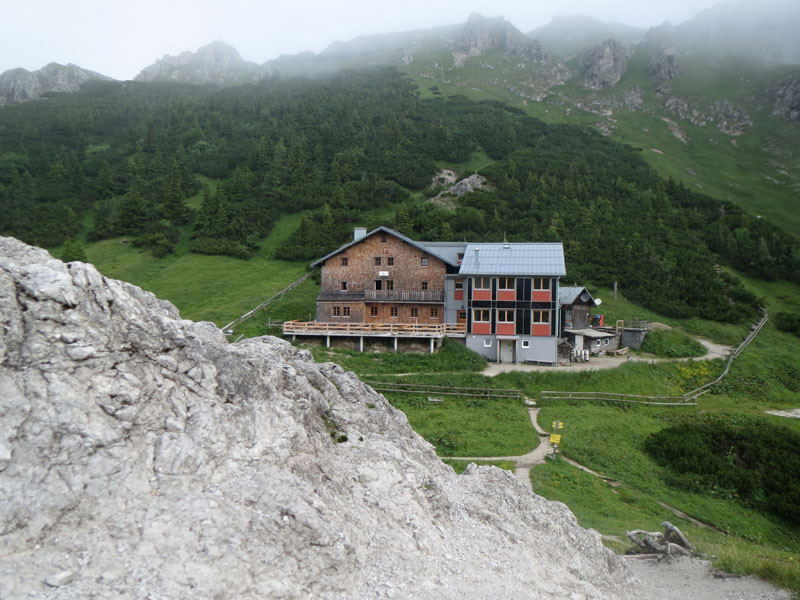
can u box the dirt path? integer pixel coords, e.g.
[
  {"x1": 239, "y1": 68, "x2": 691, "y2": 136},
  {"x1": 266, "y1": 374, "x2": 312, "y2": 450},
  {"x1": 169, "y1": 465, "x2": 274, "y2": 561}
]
[
  {"x1": 441, "y1": 407, "x2": 551, "y2": 491},
  {"x1": 441, "y1": 408, "x2": 792, "y2": 599},
  {"x1": 482, "y1": 336, "x2": 734, "y2": 377}
]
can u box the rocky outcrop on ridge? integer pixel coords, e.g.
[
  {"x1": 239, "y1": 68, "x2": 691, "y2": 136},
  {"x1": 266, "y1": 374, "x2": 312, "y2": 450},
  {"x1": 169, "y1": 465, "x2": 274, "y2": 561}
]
[
  {"x1": 0, "y1": 236, "x2": 639, "y2": 599},
  {"x1": 0, "y1": 63, "x2": 113, "y2": 105},
  {"x1": 765, "y1": 73, "x2": 800, "y2": 121},
  {"x1": 580, "y1": 38, "x2": 633, "y2": 90},
  {"x1": 454, "y1": 13, "x2": 548, "y2": 62},
  {"x1": 134, "y1": 41, "x2": 265, "y2": 84}
]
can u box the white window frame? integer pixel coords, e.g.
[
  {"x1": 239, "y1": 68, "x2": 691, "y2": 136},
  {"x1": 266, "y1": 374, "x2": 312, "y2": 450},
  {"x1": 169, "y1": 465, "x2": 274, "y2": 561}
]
[
  {"x1": 483, "y1": 339, "x2": 493, "y2": 348},
  {"x1": 498, "y1": 277, "x2": 515, "y2": 290},
  {"x1": 497, "y1": 309, "x2": 515, "y2": 323},
  {"x1": 521, "y1": 340, "x2": 531, "y2": 349},
  {"x1": 473, "y1": 309, "x2": 490, "y2": 322}
]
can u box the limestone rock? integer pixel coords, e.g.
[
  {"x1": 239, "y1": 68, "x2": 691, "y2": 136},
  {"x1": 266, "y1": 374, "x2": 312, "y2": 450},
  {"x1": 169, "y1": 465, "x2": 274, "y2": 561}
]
[
  {"x1": 581, "y1": 39, "x2": 633, "y2": 90},
  {"x1": 0, "y1": 63, "x2": 113, "y2": 105},
  {"x1": 0, "y1": 236, "x2": 640, "y2": 599},
  {"x1": 765, "y1": 74, "x2": 800, "y2": 121},
  {"x1": 454, "y1": 14, "x2": 548, "y2": 62},
  {"x1": 135, "y1": 41, "x2": 266, "y2": 84}
]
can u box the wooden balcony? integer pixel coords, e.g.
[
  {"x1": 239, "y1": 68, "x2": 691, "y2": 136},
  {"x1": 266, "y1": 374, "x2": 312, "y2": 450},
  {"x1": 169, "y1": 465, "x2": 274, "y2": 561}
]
[
  {"x1": 318, "y1": 290, "x2": 444, "y2": 303},
  {"x1": 283, "y1": 320, "x2": 466, "y2": 338},
  {"x1": 363, "y1": 289, "x2": 444, "y2": 303}
]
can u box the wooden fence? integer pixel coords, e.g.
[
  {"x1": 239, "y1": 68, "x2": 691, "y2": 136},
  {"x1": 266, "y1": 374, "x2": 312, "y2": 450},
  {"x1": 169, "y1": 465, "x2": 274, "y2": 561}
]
[
  {"x1": 365, "y1": 381, "x2": 524, "y2": 401},
  {"x1": 540, "y1": 309, "x2": 768, "y2": 406},
  {"x1": 222, "y1": 271, "x2": 314, "y2": 333},
  {"x1": 539, "y1": 390, "x2": 695, "y2": 406}
]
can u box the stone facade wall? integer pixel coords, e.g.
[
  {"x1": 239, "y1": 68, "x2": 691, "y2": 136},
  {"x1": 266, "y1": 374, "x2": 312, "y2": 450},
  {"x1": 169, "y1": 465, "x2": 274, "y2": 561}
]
[{"x1": 317, "y1": 232, "x2": 447, "y2": 323}]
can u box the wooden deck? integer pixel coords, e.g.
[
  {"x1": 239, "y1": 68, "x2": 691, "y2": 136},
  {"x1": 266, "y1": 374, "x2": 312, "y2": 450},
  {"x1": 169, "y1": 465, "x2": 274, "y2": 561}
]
[{"x1": 283, "y1": 320, "x2": 466, "y2": 338}]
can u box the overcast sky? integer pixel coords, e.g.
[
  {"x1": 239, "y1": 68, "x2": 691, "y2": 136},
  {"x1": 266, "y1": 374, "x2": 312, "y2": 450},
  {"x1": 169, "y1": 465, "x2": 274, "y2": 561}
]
[{"x1": 3, "y1": 0, "x2": 727, "y2": 80}]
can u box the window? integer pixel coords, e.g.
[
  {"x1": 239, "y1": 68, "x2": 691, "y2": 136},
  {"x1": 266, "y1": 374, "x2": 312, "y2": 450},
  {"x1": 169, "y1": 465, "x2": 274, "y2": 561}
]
[
  {"x1": 475, "y1": 277, "x2": 491, "y2": 289},
  {"x1": 483, "y1": 339, "x2": 493, "y2": 348},
  {"x1": 521, "y1": 340, "x2": 531, "y2": 349},
  {"x1": 410, "y1": 308, "x2": 418, "y2": 318},
  {"x1": 458, "y1": 310, "x2": 467, "y2": 320},
  {"x1": 341, "y1": 257, "x2": 348, "y2": 266},
  {"x1": 343, "y1": 307, "x2": 350, "y2": 317},
  {"x1": 431, "y1": 308, "x2": 439, "y2": 317},
  {"x1": 374, "y1": 280, "x2": 382, "y2": 291},
  {"x1": 381, "y1": 234, "x2": 387, "y2": 243},
  {"x1": 533, "y1": 310, "x2": 550, "y2": 323},
  {"x1": 533, "y1": 277, "x2": 551, "y2": 290},
  {"x1": 340, "y1": 281, "x2": 348, "y2": 291},
  {"x1": 374, "y1": 257, "x2": 382, "y2": 266},
  {"x1": 473, "y1": 309, "x2": 490, "y2": 322},
  {"x1": 498, "y1": 277, "x2": 514, "y2": 290},
  {"x1": 421, "y1": 256, "x2": 428, "y2": 266},
  {"x1": 454, "y1": 279, "x2": 464, "y2": 290},
  {"x1": 387, "y1": 256, "x2": 394, "y2": 266},
  {"x1": 596, "y1": 339, "x2": 602, "y2": 347},
  {"x1": 457, "y1": 253, "x2": 464, "y2": 263},
  {"x1": 604, "y1": 338, "x2": 609, "y2": 345},
  {"x1": 497, "y1": 309, "x2": 514, "y2": 322},
  {"x1": 421, "y1": 281, "x2": 428, "y2": 290},
  {"x1": 370, "y1": 306, "x2": 378, "y2": 317},
  {"x1": 332, "y1": 307, "x2": 341, "y2": 316},
  {"x1": 386, "y1": 280, "x2": 394, "y2": 291},
  {"x1": 390, "y1": 307, "x2": 398, "y2": 317}
]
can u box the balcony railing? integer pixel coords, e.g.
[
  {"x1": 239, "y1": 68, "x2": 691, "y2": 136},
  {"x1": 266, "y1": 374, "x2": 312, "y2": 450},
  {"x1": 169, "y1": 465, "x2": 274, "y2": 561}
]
[
  {"x1": 283, "y1": 321, "x2": 466, "y2": 338},
  {"x1": 363, "y1": 289, "x2": 444, "y2": 302}
]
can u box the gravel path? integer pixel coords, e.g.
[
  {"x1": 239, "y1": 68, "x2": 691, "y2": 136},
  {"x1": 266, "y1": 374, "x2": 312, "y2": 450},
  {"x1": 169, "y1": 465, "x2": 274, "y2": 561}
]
[
  {"x1": 482, "y1": 336, "x2": 734, "y2": 377},
  {"x1": 442, "y1": 408, "x2": 793, "y2": 599}
]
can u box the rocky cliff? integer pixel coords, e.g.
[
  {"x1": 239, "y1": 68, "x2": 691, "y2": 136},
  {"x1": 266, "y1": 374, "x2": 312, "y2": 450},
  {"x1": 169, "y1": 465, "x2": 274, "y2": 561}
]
[
  {"x1": 580, "y1": 38, "x2": 633, "y2": 90},
  {"x1": 0, "y1": 236, "x2": 640, "y2": 599},
  {"x1": 766, "y1": 73, "x2": 800, "y2": 120},
  {"x1": 0, "y1": 63, "x2": 112, "y2": 105},
  {"x1": 134, "y1": 41, "x2": 265, "y2": 84},
  {"x1": 454, "y1": 13, "x2": 548, "y2": 62}
]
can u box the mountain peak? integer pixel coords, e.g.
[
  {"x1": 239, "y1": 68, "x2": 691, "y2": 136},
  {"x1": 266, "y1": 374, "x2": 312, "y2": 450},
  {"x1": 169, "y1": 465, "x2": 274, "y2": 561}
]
[
  {"x1": 0, "y1": 62, "x2": 112, "y2": 105},
  {"x1": 455, "y1": 13, "x2": 548, "y2": 61},
  {"x1": 134, "y1": 42, "x2": 264, "y2": 84}
]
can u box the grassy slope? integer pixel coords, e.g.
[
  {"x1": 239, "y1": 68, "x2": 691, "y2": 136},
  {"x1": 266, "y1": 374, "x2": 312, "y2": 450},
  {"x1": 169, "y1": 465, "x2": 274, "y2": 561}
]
[
  {"x1": 406, "y1": 48, "x2": 800, "y2": 236},
  {"x1": 86, "y1": 210, "x2": 309, "y2": 327}
]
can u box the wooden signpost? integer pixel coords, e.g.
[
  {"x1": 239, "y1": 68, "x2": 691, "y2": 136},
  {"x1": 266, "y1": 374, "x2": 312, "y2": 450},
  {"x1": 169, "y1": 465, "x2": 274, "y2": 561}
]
[{"x1": 550, "y1": 420, "x2": 564, "y2": 457}]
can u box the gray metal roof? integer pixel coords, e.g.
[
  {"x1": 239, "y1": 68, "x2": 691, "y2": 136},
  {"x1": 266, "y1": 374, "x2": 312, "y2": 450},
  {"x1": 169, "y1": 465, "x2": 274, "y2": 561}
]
[
  {"x1": 458, "y1": 243, "x2": 566, "y2": 276},
  {"x1": 559, "y1": 286, "x2": 594, "y2": 306},
  {"x1": 418, "y1": 242, "x2": 467, "y2": 265},
  {"x1": 309, "y1": 226, "x2": 460, "y2": 269},
  {"x1": 565, "y1": 328, "x2": 616, "y2": 338}
]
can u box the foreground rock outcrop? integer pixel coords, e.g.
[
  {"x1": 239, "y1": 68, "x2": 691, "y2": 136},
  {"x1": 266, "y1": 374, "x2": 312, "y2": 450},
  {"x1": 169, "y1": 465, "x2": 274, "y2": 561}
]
[{"x1": 0, "y1": 237, "x2": 638, "y2": 599}]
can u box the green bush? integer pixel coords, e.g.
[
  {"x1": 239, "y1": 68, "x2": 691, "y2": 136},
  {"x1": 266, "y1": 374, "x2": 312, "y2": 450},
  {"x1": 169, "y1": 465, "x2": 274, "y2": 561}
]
[
  {"x1": 640, "y1": 329, "x2": 706, "y2": 358},
  {"x1": 190, "y1": 237, "x2": 252, "y2": 259},
  {"x1": 644, "y1": 418, "x2": 800, "y2": 524}
]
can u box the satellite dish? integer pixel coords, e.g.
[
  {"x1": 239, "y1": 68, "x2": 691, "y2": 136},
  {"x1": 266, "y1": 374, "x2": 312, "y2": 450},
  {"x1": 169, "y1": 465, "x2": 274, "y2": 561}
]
[
  {"x1": 594, "y1": 298, "x2": 602, "y2": 306},
  {"x1": 580, "y1": 292, "x2": 590, "y2": 302}
]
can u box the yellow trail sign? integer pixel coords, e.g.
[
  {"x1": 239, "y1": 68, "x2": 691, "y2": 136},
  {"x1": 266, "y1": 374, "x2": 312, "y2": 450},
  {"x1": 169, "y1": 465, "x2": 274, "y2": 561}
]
[{"x1": 549, "y1": 434, "x2": 562, "y2": 444}]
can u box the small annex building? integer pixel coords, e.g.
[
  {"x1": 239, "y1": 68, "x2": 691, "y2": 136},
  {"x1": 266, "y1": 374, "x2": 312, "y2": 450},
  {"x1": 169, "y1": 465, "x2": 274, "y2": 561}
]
[{"x1": 284, "y1": 226, "x2": 571, "y2": 364}]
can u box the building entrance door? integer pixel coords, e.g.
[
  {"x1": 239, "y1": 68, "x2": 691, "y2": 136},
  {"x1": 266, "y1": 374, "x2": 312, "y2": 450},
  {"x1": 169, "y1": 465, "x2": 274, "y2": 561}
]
[{"x1": 499, "y1": 339, "x2": 515, "y2": 363}]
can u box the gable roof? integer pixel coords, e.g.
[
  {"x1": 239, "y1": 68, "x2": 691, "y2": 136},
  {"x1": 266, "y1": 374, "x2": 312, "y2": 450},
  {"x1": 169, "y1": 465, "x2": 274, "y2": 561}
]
[
  {"x1": 458, "y1": 243, "x2": 566, "y2": 276},
  {"x1": 309, "y1": 226, "x2": 460, "y2": 269},
  {"x1": 559, "y1": 286, "x2": 595, "y2": 306}
]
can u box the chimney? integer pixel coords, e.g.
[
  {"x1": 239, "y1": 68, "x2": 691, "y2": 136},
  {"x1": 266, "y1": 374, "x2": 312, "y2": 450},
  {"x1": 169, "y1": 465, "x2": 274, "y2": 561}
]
[{"x1": 354, "y1": 227, "x2": 367, "y2": 241}]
